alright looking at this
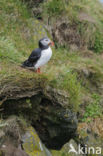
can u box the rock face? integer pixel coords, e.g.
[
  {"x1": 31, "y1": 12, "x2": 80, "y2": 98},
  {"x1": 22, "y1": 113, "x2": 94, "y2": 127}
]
[
  {"x1": 78, "y1": 122, "x2": 103, "y2": 155},
  {"x1": 52, "y1": 132, "x2": 103, "y2": 156},
  {"x1": 52, "y1": 139, "x2": 84, "y2": 156},
  {"x1": 0, "y1": 144, "x2": 29, "y2": 156},
  {"x1": 0, "y1": 117, "x2": 52, "y2": 156},
  {"x1": 0, "y1": 84, "x2": 78, "y2": 150},
  {"x1": 22, "y1": 127, "x2": 52, "y2": 156}
]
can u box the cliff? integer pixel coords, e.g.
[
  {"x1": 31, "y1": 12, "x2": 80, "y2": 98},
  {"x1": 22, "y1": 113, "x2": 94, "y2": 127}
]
[{"x1": 0, "y1": 0, "x2": 103, "y2": 155}]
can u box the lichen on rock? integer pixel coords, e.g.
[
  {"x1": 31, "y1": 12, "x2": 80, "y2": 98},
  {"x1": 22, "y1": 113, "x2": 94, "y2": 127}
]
[
  {"x1": 22, "y1": 127, "x2": 52, "y2": 156},
  {"x1": 0, "y1": 116, "x2": 52, "y2": 156}
]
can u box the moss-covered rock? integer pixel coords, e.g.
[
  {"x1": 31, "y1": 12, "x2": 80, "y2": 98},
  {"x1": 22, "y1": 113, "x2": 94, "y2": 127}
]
[
  {"x1": 0, "y1": 116, "x2": 52, "y2": 156},
  {"x1": 22, "y1": 127, "x2": 52, "y2": 156}
]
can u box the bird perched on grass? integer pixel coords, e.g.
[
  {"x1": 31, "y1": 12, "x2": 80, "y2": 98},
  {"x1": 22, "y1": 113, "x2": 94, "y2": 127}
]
[{"x1": 22, "y1": 37, "x2": 54, "y2": 73}]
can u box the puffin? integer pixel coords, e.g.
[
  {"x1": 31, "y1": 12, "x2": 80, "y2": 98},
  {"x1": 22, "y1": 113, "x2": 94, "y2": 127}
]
[{"x1": 22, "y1": 37, "x2": 54, "y2": 73}]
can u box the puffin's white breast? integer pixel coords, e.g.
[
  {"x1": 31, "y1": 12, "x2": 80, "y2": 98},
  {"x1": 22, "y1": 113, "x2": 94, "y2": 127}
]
[{"x1": 35, "y1": 47, "x2": 52, "y2": 69}]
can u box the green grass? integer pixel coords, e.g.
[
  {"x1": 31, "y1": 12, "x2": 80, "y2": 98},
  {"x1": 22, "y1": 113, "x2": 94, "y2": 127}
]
[
  {"x1": 42, "y1": 0, "x2": 65, "y2": 17},
  {"x1": 92, "y1": 30, "x2": 103, "y2": 53},
  {"x1": 0, "y1": 37, "x2": 23, "y2": 63},
  {"x1": 50, "y1": 71, "x2": 81, "y2": 111},
  {"x1": 82, "y1": 94, "x2": 102, "y2": 122}
]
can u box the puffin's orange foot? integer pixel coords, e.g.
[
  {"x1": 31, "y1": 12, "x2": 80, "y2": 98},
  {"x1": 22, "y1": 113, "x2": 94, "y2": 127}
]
[
  {"x1": 38, "y1": 68, "x2": 41, "y2": 73},
  {"x1": 35, "y1": 68, "x2": 41, "y2": 73}
]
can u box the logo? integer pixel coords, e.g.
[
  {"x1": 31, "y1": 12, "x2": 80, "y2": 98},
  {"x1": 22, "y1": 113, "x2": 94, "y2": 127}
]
[{"x1": 68, "y1": 144, "x2": 102, "y2": 155}]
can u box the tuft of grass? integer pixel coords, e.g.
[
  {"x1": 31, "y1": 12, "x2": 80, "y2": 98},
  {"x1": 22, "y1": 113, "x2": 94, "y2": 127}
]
[
  {"x1": 58, "y1": 71, "x2": 81, "y2": 111},
  {"x1": 43, "y1": 0, "x2": 65, "y2": 17},
  {"x1": 49, "y1": 70, "x2": 82, "y2": 111},
  {"x1": 82, "y1": 94, "x2": 102, "y2": 122},
  {"x1": 92, "y1": 30, "x2": 103, "y2": 53}
]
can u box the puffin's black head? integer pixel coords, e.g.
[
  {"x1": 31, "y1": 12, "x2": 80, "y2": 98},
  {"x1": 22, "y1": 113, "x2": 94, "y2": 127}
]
[{"x1": 39, "y1": 37, "x2": 54, "y2": 49}]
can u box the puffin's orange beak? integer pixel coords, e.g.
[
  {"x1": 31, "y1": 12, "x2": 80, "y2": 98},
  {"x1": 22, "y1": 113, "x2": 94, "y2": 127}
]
[{"x1": 49, "y1": 41, "x2": 54, "y2": 46}]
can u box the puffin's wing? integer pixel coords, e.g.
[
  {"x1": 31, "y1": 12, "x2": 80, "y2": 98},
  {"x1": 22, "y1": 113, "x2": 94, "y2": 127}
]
[
  {"x1": 22, "y1": 48, "x2": 41, "y2": 67},
  {"x1": 28, "y1": 48, "x2": 41, "y2": 62}
]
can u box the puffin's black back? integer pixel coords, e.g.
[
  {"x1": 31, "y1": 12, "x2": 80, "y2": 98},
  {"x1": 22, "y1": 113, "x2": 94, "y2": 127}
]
[{"x1": 22, "y1": 48, "x2": 41, "y2": 67}]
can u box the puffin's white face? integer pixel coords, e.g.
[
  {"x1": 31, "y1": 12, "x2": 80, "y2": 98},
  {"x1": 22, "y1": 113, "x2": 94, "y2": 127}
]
[
  {"x1": 39, "y1": 37, "x2": 54, "y2": 47},
  {"x1": 40, "y1": 37, "x2": 51, "y2": 46}
]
